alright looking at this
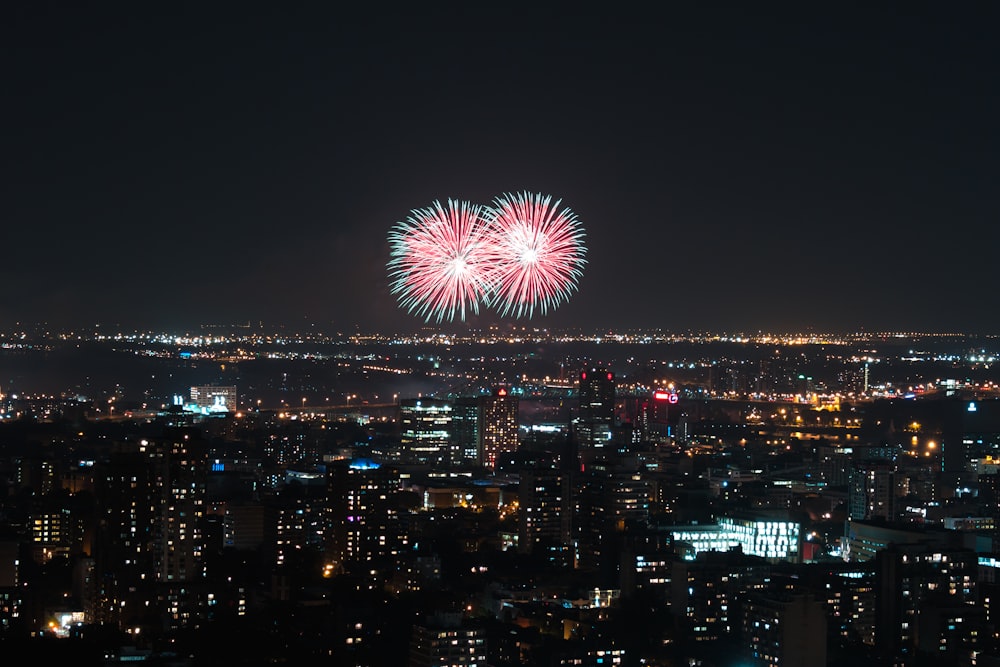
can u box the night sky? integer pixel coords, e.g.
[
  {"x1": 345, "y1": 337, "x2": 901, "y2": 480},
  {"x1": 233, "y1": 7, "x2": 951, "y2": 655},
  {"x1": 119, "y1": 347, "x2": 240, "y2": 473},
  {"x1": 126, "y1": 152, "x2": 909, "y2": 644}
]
[{"x1": 3, "y1": 5, "x2": 998, "y2": 333}]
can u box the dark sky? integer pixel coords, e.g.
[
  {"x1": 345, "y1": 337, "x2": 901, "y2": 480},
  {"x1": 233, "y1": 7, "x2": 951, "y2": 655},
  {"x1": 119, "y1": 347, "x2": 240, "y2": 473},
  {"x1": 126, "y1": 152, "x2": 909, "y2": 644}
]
[{"x1": 3, "y1": 4, "x2": 998, "y2": 333}]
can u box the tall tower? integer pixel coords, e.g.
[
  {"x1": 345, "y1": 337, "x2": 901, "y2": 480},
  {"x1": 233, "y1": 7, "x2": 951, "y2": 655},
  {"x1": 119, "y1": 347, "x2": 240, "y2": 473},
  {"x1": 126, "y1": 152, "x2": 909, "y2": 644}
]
[
  {"x1": 577, "y1": 368, "x2": 615, "y2": 451},
  {"x1": 95, "y1": 428, "x2": 207, "y2": 632},
  {"x1": 450, "y1": 396, "x2": 481, "y2": 467},
  {"x1": 451, "y1": 388, "x2": 520, "y2": 469},
  {"x1": 479, "y1": 387, "x2": 519, "y2": 469},
  {"x1": 518, "y1": 466, "x2": 571, "y2": 565},
  {"x1": 326, "y1": 459, "x2": 407, "y2": 573},
  {"x1": 574, "y1": 466, "x2": 653, "y2": 579},
  {"x1": 848, "y1": 459, "x2": 899, "y2": 522},
  {"x1": 398, "y1": 398, "x2": 453, "y2": 467}
]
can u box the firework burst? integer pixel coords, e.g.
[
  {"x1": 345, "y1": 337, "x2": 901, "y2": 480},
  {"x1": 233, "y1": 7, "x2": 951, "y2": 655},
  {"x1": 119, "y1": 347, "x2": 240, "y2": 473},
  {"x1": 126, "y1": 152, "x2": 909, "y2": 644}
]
[
  {"x1": 483, "y1": 191, "x2": 587, "y2": 318},
  {"x1": 387, "y1": 199, "x2": 496, "y2": 323}
]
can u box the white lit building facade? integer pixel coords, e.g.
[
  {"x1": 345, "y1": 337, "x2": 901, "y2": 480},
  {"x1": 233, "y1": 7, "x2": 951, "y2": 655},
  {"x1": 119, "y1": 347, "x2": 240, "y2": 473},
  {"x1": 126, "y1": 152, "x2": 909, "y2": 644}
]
[{"x1": 670, "y1": 514, "x2": 801, "y2": 563}]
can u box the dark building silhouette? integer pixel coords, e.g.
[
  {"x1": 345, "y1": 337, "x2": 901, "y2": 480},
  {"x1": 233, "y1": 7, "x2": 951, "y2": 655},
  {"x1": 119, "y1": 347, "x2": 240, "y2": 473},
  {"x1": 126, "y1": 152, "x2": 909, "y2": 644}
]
[
  {"x1": 326, "y1": 459, "x2": 408, "y2": 574},
  {"x1": 518, "y1": 465, "x2": 571, "y2": 565},
  {"x1": 409, "y1": 612, "x2": 486, "y2": 667},
  {"x1": 577, "y1": 368, "x2": 615, "y2": 454},
  {"x1": 875, "y1": 543, "x2": 979, "y2": 664},
  {"x1": 743, "y1": 593, "x2": 827, "y2": 667},
  {"x1": 94, "y1": 429, "x2": 207, "y2": 632}
]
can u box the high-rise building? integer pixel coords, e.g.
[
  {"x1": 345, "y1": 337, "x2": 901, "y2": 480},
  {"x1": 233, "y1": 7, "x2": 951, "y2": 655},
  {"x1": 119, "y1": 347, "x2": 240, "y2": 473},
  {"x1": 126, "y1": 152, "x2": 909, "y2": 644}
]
[
  {"x1": 94, "y1": 429, "x2": 208, "y2": 631},
  {"x1": 479, "y1": 387, "x2": 518, "y2": 469},
  {"x1": 639, "y1": 388, "x2": 677, "y2": 442},
  {"x1": 399, "y1": 398, "x2": 453, "y2": 466},
  {"x1": 575, "y1": 466, "x2": 653, "y2": 575},
  {"x1": 326, "y1": 459, "x2": 407, "y2": 572},
  {"x1": 743, "y1": 593, "x2": 827, "y2": 667},
  {"x1": 672, "y1": 550, "x2": 772, "y2": 642},
  {"x1": 450, "y1": 388, "x2": 519, "y2": 469},
  {"x1": 30, "y1": 497, "x2": 86, "y2": 563},
  {"x1": 577, "y1": 368, "x2": 615, "y2": 451},
  {"x1": 848, "y1": 459, "x2": 900, "y2": 523},
  {"x1": 874, "y1": 543, "x2": 979, "y2": 663},
  {"x1": 792, "y1": 561, "x2": 875, "y2": 646},
  {"x1": 450, "y1": 397, "x2": 481, "y2": 467},
  {"x1": 409, "y1": 612, "x2": 486, "y2": 667},
  {"x1": 518, "y1": 467, "x2": 571, "y2": 565},
  {"x1": 269, "y1": 472, "x2": 326, "y2": 569}
]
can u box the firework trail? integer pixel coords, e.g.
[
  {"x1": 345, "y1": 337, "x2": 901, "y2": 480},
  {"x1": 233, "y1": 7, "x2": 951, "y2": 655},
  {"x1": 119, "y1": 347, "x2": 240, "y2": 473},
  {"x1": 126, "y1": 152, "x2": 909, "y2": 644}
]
[
  {"x1": 386, "y1": 199, "x2": 496, "y2": 322},
  {"x1": 483, "y1": 191, "x2": 587, "y2": 318}
]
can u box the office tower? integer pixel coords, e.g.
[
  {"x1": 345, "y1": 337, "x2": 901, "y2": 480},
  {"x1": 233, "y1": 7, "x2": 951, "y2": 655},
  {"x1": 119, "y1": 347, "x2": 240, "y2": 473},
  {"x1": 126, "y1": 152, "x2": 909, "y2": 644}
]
[
  {"x1": 848, "y1": 459, "x2": 900, "y2": 522},
  {"x1": 641, "y1": 388, "x2": 677, "y2": 441},
  {"x1": 451, "y1": 388, "x2": 520, "y2": 469},
  {"x1": 743, "y1": 593, "x2": 827, "y2": 667},
  {"x1": 577, "y1": 368, "x2": 615, "y2": 451},
  {"x1": 409, "y1": 612, "x2": 487, "y2": 667},
  {"x1": 94, "y1": 429, "x2": 207, "y2": 631},
  {"x1": 479, "y1": 387, "x2": 518, "y2": 469},
  {"x1": 326, "y1": 459, "x2": 407, "y2": 573},
  {"x1": 451, "y1": 396, "x2": 482, "y2": 467},
  {"x1": 399, "y1": 398, "x2": 453, "y2": 466}
]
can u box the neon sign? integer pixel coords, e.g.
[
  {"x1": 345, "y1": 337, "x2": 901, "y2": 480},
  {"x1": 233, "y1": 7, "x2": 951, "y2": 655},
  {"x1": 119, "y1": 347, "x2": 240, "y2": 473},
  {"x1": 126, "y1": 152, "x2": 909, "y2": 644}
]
[{"x1": 653, "y1": 391, "x2": 678, "y2": 404}]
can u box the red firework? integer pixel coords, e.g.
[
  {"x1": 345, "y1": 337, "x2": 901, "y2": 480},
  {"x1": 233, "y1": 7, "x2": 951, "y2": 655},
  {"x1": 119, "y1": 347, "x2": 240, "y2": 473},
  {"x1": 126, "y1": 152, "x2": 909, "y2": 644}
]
[
  {"x1": 484, "y1": 191, "x2": 587, "y2": 318},
  {"x1": 387, "y1": 199, "x2": 495, "y2": 322}
]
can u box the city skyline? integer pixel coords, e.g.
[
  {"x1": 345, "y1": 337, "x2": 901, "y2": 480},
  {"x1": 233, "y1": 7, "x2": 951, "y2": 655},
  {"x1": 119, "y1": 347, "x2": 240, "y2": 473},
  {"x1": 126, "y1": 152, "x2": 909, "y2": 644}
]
[{"x1": 4, "y1": 5, "x2": 998, "y2": 333}]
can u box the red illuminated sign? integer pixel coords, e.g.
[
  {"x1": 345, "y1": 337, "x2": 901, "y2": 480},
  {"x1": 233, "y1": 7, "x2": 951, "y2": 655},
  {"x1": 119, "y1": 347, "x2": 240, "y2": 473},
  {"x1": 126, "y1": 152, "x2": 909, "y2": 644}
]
[{"x1": 654, "y1": 391, "x2": 678, "y2": 404}]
